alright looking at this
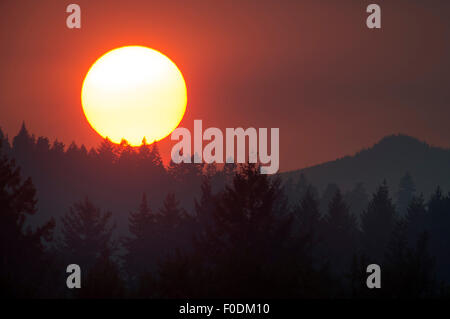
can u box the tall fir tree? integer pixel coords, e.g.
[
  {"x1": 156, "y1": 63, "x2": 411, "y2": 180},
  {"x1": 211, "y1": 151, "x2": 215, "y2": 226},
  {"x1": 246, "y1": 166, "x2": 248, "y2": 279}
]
[
  {"x1": 123, "y1": 193, "x2": 157, "y2": 279},
  {"x1": 320, "y1": 183, "x2": 339, "y2": 216},
  {"x1": 293, "y1": 185, "x2": 323, "y2": 244},
  {"x1": 59, "y1": 198, "x2": 116, "y2": 272},
  {"x1": 190, "y1": 163, "x2": 306, "y2": 298},
  {"x1": 0, "y1": 140, "x2": 54, "y2": 297},
  {"x1": 344, "y1": 182, "x2": 369, "y2": 222},
  {"x1": 12, "y1": 122, "x2": 35, "y2": 156},
  {"x1": 150, "y1": 142, "x2": 164, "y2": 168},
  {"x1": 396, "y1": 172, "x2": 416, "y2": 216},
  {"x1": 323, "y1": 189, "x2": 358, "y2": 275},
  {"x1": 404, "y1": 194, "x2": 427, "y2": 248},
  {"x1": 361, "y1": 181, "x2": 397, "y2": 262},
  {"x1": 155, "y1": 193, "x2": 191, "y2": 261},
  {"x1": 96, "y1": 137, "x2": 117, "y2": 164},
  {"x1": 383, "y1": 221, "x2": 436, "y2": 298},
  {"x1": 427, "y1": 187, "x2": 450, "y2": 283},
  {"x1": 0, "y1": 127, "x2": 11, "y2": 155}
]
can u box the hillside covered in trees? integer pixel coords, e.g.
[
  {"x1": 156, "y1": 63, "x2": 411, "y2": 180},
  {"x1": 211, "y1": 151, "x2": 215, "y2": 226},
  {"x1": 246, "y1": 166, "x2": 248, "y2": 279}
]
[
  {"x1": 282, "y1": 134, "x2": 450, "y2": 198},
  {"x1": 1, "y1": 124, "x2": 450, "y2": 298}
]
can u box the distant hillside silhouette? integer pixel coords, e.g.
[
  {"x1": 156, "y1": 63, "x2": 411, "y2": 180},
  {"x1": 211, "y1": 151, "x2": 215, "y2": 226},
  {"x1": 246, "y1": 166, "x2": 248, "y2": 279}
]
[{"x1": 281, "y1": 134, "x2": 450, "y2": 197}]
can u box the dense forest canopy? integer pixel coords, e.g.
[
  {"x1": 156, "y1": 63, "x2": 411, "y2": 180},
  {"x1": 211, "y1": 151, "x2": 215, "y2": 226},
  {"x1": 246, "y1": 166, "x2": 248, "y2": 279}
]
[{"x1": 1, "y1": 124, "x2": 450, "y2": 298}]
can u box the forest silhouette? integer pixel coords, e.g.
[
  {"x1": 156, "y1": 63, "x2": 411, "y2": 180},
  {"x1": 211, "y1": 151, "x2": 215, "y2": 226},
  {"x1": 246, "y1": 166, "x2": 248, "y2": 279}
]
[{"x1": 1, "y1": 123, "x2": 450, "y2": 298}]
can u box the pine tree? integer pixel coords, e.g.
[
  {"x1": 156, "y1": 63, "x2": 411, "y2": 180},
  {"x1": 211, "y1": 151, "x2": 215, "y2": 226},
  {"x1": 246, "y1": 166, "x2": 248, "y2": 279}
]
[
  {"x1": 411, "y1": 232, "x2": 436, "y2": 297},
  {"x1": 383, "y1": 222, "x2": 436, "y2": 298},
  {"x1": 50, "y1": 139, "x2": 65, "y2": 157},
  {"x1": 129, "y1": 193, "x2": 154, "y2": 239},
  {"x1": 0, "y1": 141, "x2": 55, "y2": 297},
  {"x1": 35, "y1": 136, "x2": 50, "y2": 154},
  {"x1": 193, "y1": 177, "x2": 217, "y2": 250},
  {"x1": 155, "y1": 193, "x2": 190, "y2": 260},
  {"x1": 137, "y1": 138, "x2": 151, "y2": 166},
  {"x1": 344, "y1": 182, "x2": 369, "y2": 221},
  {"x1": 405, "y1": 194, "x2": 427, "y2": 248},
  {"x1": 167, "y1": 159, "x2": 189, "y2": 181},
  {"x1": 361, "y1": 181, "x2": 397, "y2": 262},
  {"x1": 66, "y1": 141, "x2": 79, "y2": 157},
  {"x1": 12, "y1": 122, "x2": 35, "y2": 155},
  {"x1": 150, "y1": 142, "x2": 163, "y2": 168},
  {"x1": 427, "y1": 187, "x2": 450, "y2": 283},
  {"x1": 320, "y1": 183, "x2": 339, "y2": 216},
  {"x1": 0, "y1": 127, "x2": 11, "y2": 155},
  {"x1": 123, "y1": 193, "x2": 157, "y2": 279},
  {"x1": 323, "y1": 189, "x2": 358, "y2": 275},
  {"x1": 159, "y1": 193, "x2": 186, "y2": 227},
  {"x1": 0, "y1": 127, "x2": 5, "y2": 145},
  {"x1": 59, "y1": 198, "x2": 116, "y2": 271},
  {"x1": 192, "y1": 163, "x2": 299, "y2": 298},
  {"x1": 396, "y1": 172, "x2": 416, "y2": 216},
  {"x1": 293, "y1": 185, "x2": 322, "y2": 243},
  {"x1": 96, "y1": 137, "x2": 117, "y2": 164},
  {"x1": 117, "y1": 139, "x2": 136, "y2": 166}
]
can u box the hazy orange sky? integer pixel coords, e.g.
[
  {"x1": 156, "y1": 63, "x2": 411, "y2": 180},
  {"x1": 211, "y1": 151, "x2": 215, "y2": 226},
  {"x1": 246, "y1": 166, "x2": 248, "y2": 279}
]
[{"x1": 0, "y1": 0, "x2": 449, "y2": 171}]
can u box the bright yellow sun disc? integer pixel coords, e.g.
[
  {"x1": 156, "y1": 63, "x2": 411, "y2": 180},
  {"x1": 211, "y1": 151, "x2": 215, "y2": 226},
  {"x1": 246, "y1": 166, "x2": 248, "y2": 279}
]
[{"x1": 81, "y1": 46, "x2": 187, "y2": 146}]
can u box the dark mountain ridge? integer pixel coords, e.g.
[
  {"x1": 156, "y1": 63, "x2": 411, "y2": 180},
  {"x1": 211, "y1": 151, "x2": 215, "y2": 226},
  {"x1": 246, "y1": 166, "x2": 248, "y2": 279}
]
[{"x1": 281, "y1": 134, "x2": 450, "y2": 196}]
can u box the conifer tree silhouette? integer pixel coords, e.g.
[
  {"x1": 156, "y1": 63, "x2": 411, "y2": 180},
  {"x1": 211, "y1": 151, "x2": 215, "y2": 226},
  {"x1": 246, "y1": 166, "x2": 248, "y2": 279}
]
[
  {"x1": 293, "y1": 185, "x2": 323, "y2": 244},
  {"x1": 344, "y1": 182, "x2": 369, "y2": 221},
  {"x1": 383, "y1": 221, "x2": 436, "y2": 298},
  {"x1": 4, "y1": 122, "x2": 450, "y2": 298},
  {"x1": 137, "y1": 137, "x2": 151, "y2": 163},
  {"x1": 12, "y1": 122, "x2": 35, "y2": 156},
  {"x1": 0, "y1": 127, "x2": 12, "y2": 155},
  {"x1": 190, "y1": 163, "x2": 304, "y2": 298},
  {"x1": 96, "y1": 137, "x2": 117, "y2": 164},
  {"x1": 150, "y1": 142, "x2": 164, "y2": 168},
  {"x1": 194, "y1": 177, "x2": 215, "y2": 232},
  {"x1": 123, "y1": 193, "x2": 157, "y2": 280},
  {"x1": 405, "y1": 194, "x2": 427, "y2": 248},
  {"x1": 154, "y1": 192, "x2": 191, "y2": 264},
  {"x1": 36, "y1": 136, "x2": 50, "y2": 151},
  {"x1": 50, "y1": 139, "x2": 65, "y2": 158},
  {"x1": 323, "y1": 189, "x2": 358, "y2": 276},
  {"x1": 396, "y1": 172, "x2": 416, "y2": 216},
  {"x1": 0, "y1": 139, "x2": 54, "y2": 297},
  {"x1": 361, "y1": 181, "x2": 397, "y2": 262},
  {"x1": 66, "y1": 141, "x2": 80, "y2": 158},
  {"x1": 117, "y1": 139, "x2": 136, "y2": 166},
  {"x1": 427, "y1": 187, "x2": 450, "y2": 283},
  {"x1": 158, "y1": 193, "x2": 187, "y2": 228},
  {"x1": 320, "y1": 183, "x2": 339, "y2": 216},
  {"x1": 58, "y1": 198, "x2": 116, "y2": 272}
]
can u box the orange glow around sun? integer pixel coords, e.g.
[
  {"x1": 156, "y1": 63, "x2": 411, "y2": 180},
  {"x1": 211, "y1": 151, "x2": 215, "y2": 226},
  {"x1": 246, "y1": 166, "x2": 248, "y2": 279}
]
[{"x1": 81, "y1": 46, "x2": 187, "y2": 146}]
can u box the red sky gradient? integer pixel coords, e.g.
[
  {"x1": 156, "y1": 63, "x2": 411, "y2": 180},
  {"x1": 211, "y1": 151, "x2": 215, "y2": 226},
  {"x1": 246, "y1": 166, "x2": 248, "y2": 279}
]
[{"x1": 0, "y1": 0, "x2": 449, "y2": 171}]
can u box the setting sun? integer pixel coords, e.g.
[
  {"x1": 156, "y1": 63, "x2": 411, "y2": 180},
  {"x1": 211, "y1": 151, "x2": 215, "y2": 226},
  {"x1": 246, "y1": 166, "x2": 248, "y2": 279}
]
[{"x1": 81, "y1": 46, "x2": 187, "y2": 146}]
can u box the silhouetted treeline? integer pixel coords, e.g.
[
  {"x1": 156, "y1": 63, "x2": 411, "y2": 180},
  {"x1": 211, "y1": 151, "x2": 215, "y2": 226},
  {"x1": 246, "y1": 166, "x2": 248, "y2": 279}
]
[
  {"x1": 0, "y1": 123, "x2": 235, "y2": 236},
  {"x1": 1, "y1": 125, "x2": 450, "y2": 298}
]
